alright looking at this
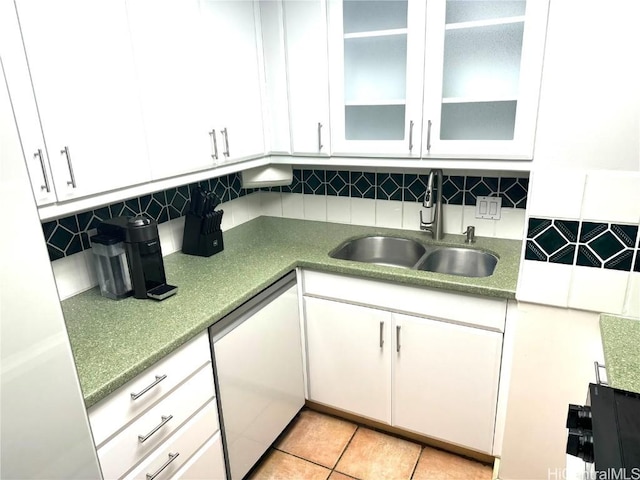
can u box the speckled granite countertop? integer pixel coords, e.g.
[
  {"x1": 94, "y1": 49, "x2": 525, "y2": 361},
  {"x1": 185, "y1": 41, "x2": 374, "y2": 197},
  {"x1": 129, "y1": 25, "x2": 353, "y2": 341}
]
[
  {"x1": 62, "y1": 216, "x2": 521, "y2": 408},
  {"x1": 600, "y1": 314, "x2": 640, "y2": 394}
]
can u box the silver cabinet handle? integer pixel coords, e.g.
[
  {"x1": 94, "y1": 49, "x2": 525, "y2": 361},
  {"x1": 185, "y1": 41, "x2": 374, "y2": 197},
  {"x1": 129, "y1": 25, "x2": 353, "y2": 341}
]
[
  {"x1": 221, "y1": 128, "x2": 230, "y2": 157},
  {"x1": 146, "y1": 452, "x2": 179, "y2": 480},
  {"x1": 209, "y1": 129, "x2": 218, "y2": 160},
  {"x1": 426, "y1": 120, "x2": 432, "y2": 154},
  {"x1": 379, "y1": 321, "x2": 384, "y2": 349},
  {"x1": 594, "y1": 361, "x2": 608, "y2": 386},
  {"x1": 408, "y1": 120, "x2": 414, "y2": 152},
  {"x1": 34, "y1": 149, "x2": 50, "y2": 192},
  {"x1": 138, "y1": 414, "x2": 173, "y2": 443},
  {"x1": 396, "y1": 325, "x2": 401, "y2": 353},
  {"x1": 60, "y1": 146, "x2": 76, "y2": 188},
  {"x1": 317, "y1": 122, "x2": 323, "y2": 152},
  {"x1": 131, "y1": 374, "x2": 167, "y2": 400}
]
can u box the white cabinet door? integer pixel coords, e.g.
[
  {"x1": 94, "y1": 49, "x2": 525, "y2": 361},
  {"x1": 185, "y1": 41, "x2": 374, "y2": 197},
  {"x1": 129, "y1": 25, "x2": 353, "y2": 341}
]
[
  {"x1": 304, "y1": 296, "x2": 392, "y2": 424},
  {"x1": 126, "y1": 0, "x2": 221, "y2": 180},
  {"x1": 422, "y1": 0, "x2": 549, "y2": 159},
  {"x1": 283, "y1": 0, "x2": 331, "y2": 155},
  {"x1": 201, "y1": 0, "x2": 265, "y2": 162},
  {"x1": 213, "y1": 284, "x2": 304, "y2": 480},
  {"x1": 173, "y1": 433, "x2": 226, "y2": 480},
  {"x1": 392, "y1": 312, "x2": 502, "y2": 454},
  {"x1": 0, "y1": 0, "x2": 56, "y2": 206},
  {"x1": 15, "y1": 0, "x2": 151, "y2": 201},
  {"x1": 327, "y1": 0, "x2": 426, "y2": 156}
]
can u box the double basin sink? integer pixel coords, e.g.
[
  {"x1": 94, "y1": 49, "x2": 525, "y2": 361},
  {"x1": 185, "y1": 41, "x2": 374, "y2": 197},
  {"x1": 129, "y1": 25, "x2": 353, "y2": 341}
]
[{"x1": 329, "y1": 236, "x2": 498, "y2": 278}]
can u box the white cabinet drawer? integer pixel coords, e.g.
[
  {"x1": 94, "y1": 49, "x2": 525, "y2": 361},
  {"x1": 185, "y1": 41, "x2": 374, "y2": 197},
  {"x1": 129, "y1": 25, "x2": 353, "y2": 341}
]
[
  {"x1": 123, "y1": 400, "x2": 221, "y2": 480},
  {"x1": 172, "y1": 433, "x2": 226, "y2": 480},
  {"x1": 89, "y1": 332, "x2": 211, "y2": 448},
  {"x1": 96, "y1": 366, "x2": 215, "y2": 480},
  {"x1": 302, "y1": 270, "x2": 507, "y2": 332}
]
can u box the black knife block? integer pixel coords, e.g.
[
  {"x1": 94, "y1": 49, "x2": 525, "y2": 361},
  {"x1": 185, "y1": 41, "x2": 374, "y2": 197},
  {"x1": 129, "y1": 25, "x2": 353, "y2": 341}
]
[{"x1": 182, "y1": 213, "x2": 224, "y2": 257}]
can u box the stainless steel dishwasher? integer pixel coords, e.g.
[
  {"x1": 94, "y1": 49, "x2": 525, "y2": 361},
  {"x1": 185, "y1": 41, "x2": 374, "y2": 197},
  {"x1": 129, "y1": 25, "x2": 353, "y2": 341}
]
[{"x1": 209, "y1": 272, "x2": 305, "y2": 479}]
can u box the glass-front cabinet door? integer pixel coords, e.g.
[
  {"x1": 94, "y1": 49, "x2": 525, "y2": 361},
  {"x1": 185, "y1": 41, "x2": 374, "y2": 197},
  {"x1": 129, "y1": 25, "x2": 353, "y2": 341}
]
[
  {"x1": 328, "y1": 0, "x2": 426, "y2": 156},
  {"x1": 423, "y1": 0, "x2": 549, "y2": 159}
]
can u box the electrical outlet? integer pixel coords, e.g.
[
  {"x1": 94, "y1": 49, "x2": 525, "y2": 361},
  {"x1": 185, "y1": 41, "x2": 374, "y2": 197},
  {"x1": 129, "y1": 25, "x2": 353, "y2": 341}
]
[{"x1": 475, "y1": 196, "x2": 502, "y2": 220}]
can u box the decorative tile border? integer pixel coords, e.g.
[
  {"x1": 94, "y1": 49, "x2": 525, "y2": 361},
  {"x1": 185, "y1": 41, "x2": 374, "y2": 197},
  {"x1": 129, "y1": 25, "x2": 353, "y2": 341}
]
[
  {"x1": 42, "y1": 168, "x2": 529, "y2": 261},
  {"x1": 41, "y1": 172, "x2": 251, "y2": 261},
  {"x1": 526, "y1": 217, "x2": 640, "y2": 272},
  {"x1": 265, "y1": 169, "x2": 528, "y2": 207}
]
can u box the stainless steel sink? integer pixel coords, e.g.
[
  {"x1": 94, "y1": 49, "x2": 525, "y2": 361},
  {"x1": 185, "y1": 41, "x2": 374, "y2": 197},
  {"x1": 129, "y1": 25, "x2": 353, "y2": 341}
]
[
  {"x1": 329, "y1": 236, "x2": 427, "y2": 269},
  {"x1": 329, "y1": 236, "x2": 498, "y2": 277},
  {"x1": 415, "y1": 247, "x2": 498, "y2": 277}
]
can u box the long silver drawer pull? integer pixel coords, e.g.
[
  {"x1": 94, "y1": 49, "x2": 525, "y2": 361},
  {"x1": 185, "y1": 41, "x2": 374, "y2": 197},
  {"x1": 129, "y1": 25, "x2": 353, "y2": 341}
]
[
  {"x1": 426, "y1": 120, "x2": 432, "y2": 154},
  {"x1": 408, "y1": 120, "x2": 414, "y2": 152},
  {"x1": 35, "y1": 149, "x2": 50, "y2": 192},
  {"x1": 146, "y1": 452, "x2": 179, "y2": 480},
  {"x1": 318, "y1": 122, "x2": 323, "y2": 151},
  {"x1": 138, "y1": 415, "x2": 173, "y2": 443},
  {"x1": 221, "y1": 128, "x2": 230, "y2": 157},
  {"x1": 60, "y1": 146, "x2": 76, "y2": 188},
  {"x1": 379, "y1": 321, "x2": 384, "y2": 349},
  {"x1": 131, "y1": 374, "x2": 167, "y2": 400},
  {"x1": 594, "y1": 361, "x2": 608, "y2": 386},
  {"x1": 209, "y1": 129, "x2": 218, "y2": 160},
  {"x1": 396, "y1": 325, "x2": 401, "y2": 353}
]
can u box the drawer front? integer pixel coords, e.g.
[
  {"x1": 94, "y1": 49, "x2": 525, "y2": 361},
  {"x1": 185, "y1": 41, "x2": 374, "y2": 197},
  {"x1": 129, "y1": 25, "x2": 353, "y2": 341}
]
[
  {"x1": 172, "y1": 433, "x2": 226, "y2": 480},
  {"x1": 89, "y1": 332, "x2": 211, "y2": 448},
  {"x1": 302, "y1": 270, "x2": 507, "y2": 332},
  {"x1": 123, "y1": 400, "x2": 220, "y2": 480},
  {"x1": 97, "y1": 366, "x2": 215, "y2": 480}
]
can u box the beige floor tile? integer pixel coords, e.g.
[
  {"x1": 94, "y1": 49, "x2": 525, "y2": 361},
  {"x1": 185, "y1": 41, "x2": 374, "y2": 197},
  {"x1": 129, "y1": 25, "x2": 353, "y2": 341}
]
[
  {"x1": 412, "y1": 446, "x2": 493, "y2": 480},
  {"x1": 247, "y1": 449, "x2": 331, "y2": 480},
  {"x1": 275, "y1": 410, "x2": 358, "y2": 468},
  {"x1": 335, "y1": 428, "x2": 421, "y2": 480},
  {"x1": 328, "y1": 472, "x2": 357, "y2": 480}
]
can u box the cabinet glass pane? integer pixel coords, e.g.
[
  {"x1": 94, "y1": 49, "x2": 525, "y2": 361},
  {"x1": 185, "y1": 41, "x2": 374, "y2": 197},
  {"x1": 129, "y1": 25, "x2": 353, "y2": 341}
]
[
  {"x1": 440, "y1": 101, "x2": 516, "y2": 140},
  {"x1": 343, "y1": 0, "x2": 408, "y2": 34},
  {"x1": 446, "y1": 1, "x2": 526, "y2": 24},
  {"x1": 344, "y1": 35, "x2": 407, "y2": 104},
  {"x1": 346, "y1": 105, "x2": 405, "y2": 140},
  {"x1": 442, "y1": 22, "x2": 524, "y2": 99}
]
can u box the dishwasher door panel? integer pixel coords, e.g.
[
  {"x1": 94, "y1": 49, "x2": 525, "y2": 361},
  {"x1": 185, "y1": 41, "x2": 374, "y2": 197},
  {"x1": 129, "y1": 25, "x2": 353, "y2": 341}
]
[{"x1": 211, "y1": 277, "x2": 304, "y2": 479}]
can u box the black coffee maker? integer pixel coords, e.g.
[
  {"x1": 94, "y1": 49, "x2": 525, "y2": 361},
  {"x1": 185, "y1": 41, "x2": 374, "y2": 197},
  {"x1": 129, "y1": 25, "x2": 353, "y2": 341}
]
[{"x1": 97, "y1": 216, "x2": 177, "y2": 300}]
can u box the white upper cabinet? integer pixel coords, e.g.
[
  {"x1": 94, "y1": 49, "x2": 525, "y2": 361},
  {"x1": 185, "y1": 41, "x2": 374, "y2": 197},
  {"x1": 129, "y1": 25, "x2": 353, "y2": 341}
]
[
  {"x1": 0, "y1": 0, "x2": 56, "y2": 206},
  {"x1": 328, "y1": 0, "x2": 426, "y2": 156},
  {"x1": 200, "y1": 0, "x2": 265, "y2": 162},
  {"x1": 128, "y1": 0, "x2": 265, "y2": 179},
  {"x1": 15, "y1": 0, "x2": 152, "y2": 201},
  {"x1": 422, "y1": 0, "x2": 549, "y2": 159},
  {"x1": 283, "y1": 0, "x2": 331, "y2": 155},
  {"x1": 126, "y1": 0, "x2": 221, "y2": 179}
]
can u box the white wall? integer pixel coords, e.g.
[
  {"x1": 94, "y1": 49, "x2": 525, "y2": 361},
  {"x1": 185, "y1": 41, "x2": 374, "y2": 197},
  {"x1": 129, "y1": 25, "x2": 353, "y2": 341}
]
[{"x1": 533, "y1": 0, "x2": 640, "y2": 171}]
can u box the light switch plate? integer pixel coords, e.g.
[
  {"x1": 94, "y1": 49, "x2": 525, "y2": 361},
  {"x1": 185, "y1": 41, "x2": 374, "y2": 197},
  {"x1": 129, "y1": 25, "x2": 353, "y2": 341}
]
[{"x1": 475, "y1": 196, "x2": 502, "y2": 220}]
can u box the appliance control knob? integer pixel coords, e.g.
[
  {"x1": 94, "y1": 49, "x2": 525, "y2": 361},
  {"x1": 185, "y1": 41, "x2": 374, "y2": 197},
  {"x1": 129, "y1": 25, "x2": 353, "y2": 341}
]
[
  {"x1": 567, "y1": 430, "x2": 594, "y2": 463},
  {"x1": 566, "y1": 404, "x2": 592, "y2": 430}
]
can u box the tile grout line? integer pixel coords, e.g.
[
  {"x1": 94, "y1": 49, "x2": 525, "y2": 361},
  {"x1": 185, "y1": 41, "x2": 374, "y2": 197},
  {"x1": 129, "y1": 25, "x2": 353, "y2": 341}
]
[
  {"x1": 329, "y1": 424, "x2": 361, "y2": 479},
  {"x1": 408, "y1": 445, "x2": 424, "y2": 480}
]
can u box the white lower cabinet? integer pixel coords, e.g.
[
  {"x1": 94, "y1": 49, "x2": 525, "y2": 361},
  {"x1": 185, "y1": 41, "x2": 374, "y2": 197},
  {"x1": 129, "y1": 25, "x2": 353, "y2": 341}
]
[
  {"x1": 302, "y1": 272, "x2": 505, "y2": 455},
  {"x1": 305, "y1": 297, "x2": 392, "y2": 424},
  {"x1": 392, "y1": 313, "x2": 502, "y2": 453}
]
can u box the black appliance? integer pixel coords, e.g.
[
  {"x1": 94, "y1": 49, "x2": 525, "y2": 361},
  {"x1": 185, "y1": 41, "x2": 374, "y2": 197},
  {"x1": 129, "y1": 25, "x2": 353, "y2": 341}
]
[
  {"x1": 97, "y1": 216, "x2": 177, "y2": 301},
  {"x1": 566, "y1": 383, "x2": 640, "y2": 476}
]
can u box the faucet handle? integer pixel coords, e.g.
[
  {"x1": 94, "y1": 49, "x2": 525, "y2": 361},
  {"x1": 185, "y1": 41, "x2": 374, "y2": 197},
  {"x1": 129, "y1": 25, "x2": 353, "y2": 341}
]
[{"x1": 464, "y1": 225, "x2": 476, "y2": 244}]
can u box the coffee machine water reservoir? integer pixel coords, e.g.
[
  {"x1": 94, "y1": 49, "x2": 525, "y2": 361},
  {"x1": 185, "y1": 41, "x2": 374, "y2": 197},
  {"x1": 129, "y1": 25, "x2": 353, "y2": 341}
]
[{"x1": 90, "y1": 235, "x2": 133, "y2": 299}]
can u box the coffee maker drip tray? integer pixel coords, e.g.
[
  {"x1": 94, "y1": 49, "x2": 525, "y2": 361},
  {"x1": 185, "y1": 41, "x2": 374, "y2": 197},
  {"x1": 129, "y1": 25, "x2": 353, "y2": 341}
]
[{"x1": 147, "y1": 284, "x2": 178, "y2": 301}]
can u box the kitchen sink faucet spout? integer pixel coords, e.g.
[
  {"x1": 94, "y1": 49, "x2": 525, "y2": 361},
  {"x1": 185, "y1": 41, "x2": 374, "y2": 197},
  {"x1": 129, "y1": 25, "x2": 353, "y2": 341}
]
[{"x1": 420, "y1": 169, "x2": 444, "y2": 240}]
